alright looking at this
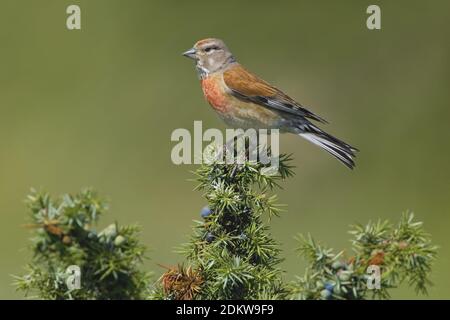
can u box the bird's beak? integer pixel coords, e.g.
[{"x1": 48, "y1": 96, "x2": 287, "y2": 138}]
[{"x1": 182, "y1": 48, "x2": 197, "y2": 60}]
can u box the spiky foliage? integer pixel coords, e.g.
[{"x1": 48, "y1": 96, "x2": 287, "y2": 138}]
[
  {"x1": 290, "y1": 213, "x2": 437, "y2": 300},
  {"x1": 155, "y1": 150, "x2": 294, "y2": 300},
  {"x1": 14, "y1": 189, "x2": 151, "y2": 299},
  {"x1": 15, "y1": 156, "x2": 437, "y2": 300}
]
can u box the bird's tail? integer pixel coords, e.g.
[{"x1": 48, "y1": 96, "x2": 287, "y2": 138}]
[{"x1": 299, "y1": 125, "x2": 358, "y2": 170}]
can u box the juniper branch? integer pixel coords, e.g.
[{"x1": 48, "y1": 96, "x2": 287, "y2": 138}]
[{"x1": 14, "y1": 189, "x2": 151, "y2": 300}]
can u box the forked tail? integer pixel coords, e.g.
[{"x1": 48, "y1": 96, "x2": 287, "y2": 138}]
[{"x1": 299, "y1": 126, "x2": 358, "y2": 169}]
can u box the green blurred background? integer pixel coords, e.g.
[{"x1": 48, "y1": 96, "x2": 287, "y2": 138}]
[{"x1": 0, "y1": 0, "x2": 449, "y2": 299}]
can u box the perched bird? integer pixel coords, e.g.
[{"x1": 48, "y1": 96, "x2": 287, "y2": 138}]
[{"x1": 182, "y1": 38, "x2": 358, "y2": 169}]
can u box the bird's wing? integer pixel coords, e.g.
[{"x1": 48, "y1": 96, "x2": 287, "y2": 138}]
[{"x1": 223, "y1": 64, "x2": 327, "y2": 123}]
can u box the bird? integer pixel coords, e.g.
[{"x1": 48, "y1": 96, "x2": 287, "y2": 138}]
[{"x1": 182, "y1": 38, "x2": 358, "y2": 169}]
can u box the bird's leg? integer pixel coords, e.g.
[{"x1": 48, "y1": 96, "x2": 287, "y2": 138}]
[
  {"x1": 230, "y1": 164, "x2": 239, "y2": 179},
  {"x1": 218, "y1": 133, "x2": 244, "y2": 164}
]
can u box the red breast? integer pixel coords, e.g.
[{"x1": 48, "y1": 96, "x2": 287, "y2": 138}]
[{"x1": 200, "y1": 75, "x2": 229, "y2": 113}]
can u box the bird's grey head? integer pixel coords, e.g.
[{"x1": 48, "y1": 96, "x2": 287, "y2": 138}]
[{"x1": 182, "y1": 38, "x2": 235, "y2": 78}]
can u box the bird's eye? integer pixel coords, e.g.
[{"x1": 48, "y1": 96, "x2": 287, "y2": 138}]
[{"x1": 205, "y1": 46, "x2": 218, "y2": 53}]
